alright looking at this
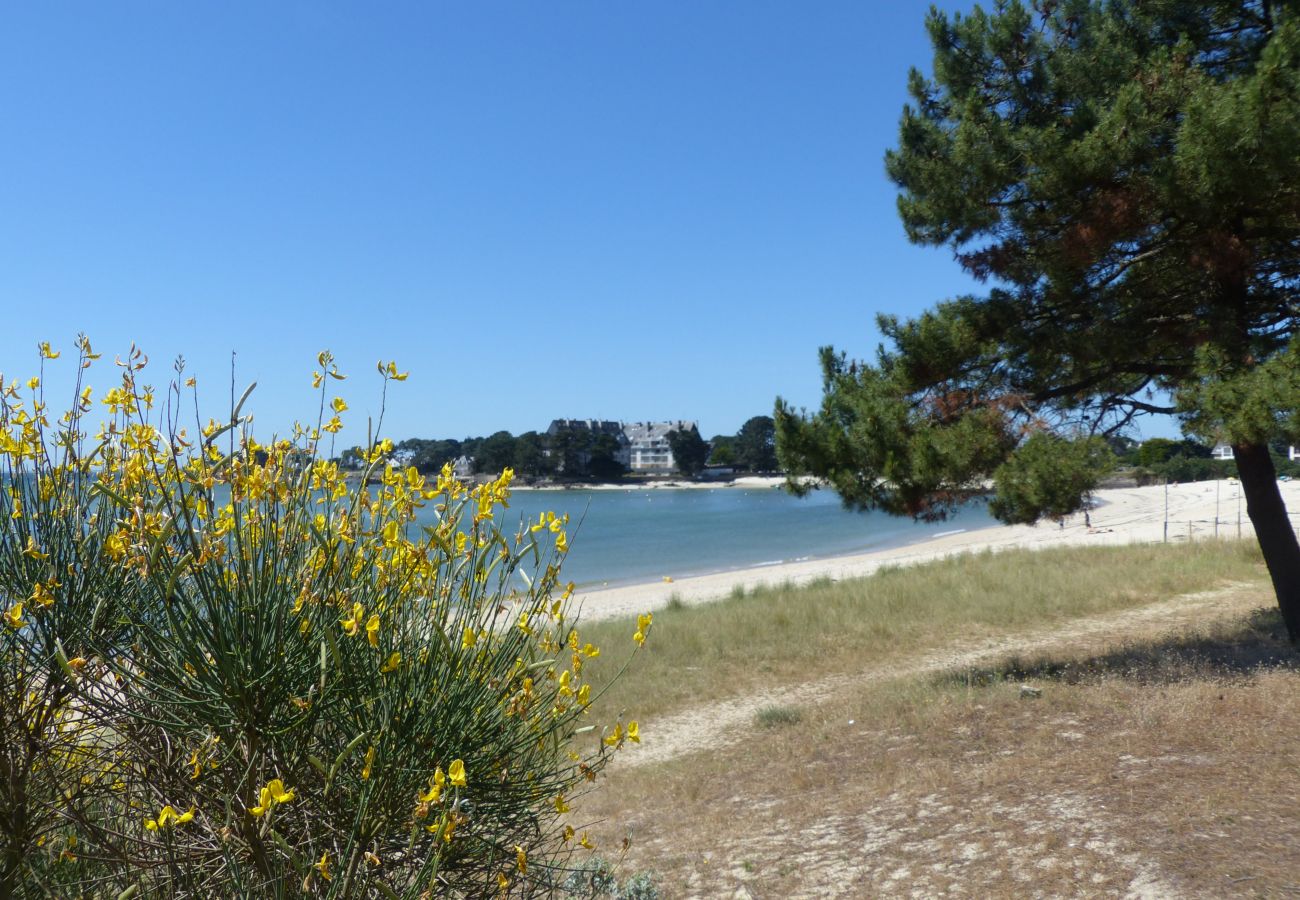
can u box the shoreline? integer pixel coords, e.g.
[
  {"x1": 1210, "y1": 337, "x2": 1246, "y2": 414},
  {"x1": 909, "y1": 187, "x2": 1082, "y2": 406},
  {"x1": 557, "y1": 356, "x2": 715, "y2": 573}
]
[
  {"x1": 511, "y1": 475, "x2": 789, "y2": 492},
  {"x1": 570, "y1": 479, "x2": 1293, "y2": 623}
]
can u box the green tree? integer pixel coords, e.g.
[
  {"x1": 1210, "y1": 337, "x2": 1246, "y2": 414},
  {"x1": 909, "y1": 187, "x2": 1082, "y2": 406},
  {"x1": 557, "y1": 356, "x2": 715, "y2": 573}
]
[
  {"x1": 776, "y1": 1, "x2": 1300, "y2": 640},
  {"x1": 735, "y1": 415, "x2": 778, "y2": 472},
  {"x1": 473, "y1": 430, "x2": 517, "y2": 475},
  {"x1": 513, "y1": 430, "x2": 554, "y2": 477},
  {"x1": 588, "y1": 433, "x2": 628, "y2": 481},
  {"x1": 708, "y1": 435, "x2": 737, "y2": 467},
  {"x1": 666, "y1": 427, "x2": 709, "y2": 478}
]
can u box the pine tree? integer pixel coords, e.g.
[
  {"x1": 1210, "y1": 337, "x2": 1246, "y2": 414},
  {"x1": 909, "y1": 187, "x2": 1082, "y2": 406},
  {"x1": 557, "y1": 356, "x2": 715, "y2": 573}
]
[{"x1": 776, "y1": 0, "x2": 1300, "y2": 639}]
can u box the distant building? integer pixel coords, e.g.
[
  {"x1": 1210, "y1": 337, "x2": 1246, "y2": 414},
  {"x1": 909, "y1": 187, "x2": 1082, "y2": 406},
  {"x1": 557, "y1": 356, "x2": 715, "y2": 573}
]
[
  {"x1": 1212, "y1": 444, "x2": 1235, "y2": 461},
  {"x1": 452, "y1": 455, "x2": 475, "y2": 479},
  {"x1": 624, "y1": 420, "x2": 697, "y2": 473}
]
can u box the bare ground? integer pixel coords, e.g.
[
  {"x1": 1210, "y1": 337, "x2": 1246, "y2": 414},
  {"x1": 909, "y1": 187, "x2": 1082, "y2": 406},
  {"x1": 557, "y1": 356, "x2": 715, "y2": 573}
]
[{"x1": 577, "y1": 583, "x2": 1300, "y2": 898}]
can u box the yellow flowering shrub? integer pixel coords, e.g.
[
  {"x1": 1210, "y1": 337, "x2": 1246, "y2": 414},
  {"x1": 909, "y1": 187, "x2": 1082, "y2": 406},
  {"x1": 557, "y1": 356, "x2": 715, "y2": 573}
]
[{"x1": 0, "y1": 341, "x2": 648, "y2": 897}]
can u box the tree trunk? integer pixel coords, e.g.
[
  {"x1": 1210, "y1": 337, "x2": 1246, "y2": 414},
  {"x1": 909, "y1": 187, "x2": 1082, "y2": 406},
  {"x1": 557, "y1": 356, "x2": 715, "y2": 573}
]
[{"x1": 1233, "y1": 442, "x2": 1300, "y2": 642}]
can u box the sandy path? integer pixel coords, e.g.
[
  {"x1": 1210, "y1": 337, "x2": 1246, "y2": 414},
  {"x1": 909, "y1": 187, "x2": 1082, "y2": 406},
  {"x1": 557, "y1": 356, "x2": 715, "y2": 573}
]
[
  {"x1": 622, "y1": 582, "x2": 1264, "y2": 769},
  {"x1": 572, "y1": 480, "x2": 1290, "y2": 623}
]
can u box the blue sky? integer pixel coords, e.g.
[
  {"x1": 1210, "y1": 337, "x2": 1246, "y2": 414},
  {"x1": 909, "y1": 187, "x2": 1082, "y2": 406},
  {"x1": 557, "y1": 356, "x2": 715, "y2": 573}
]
[{"x1": 0, "y1": 1, "x2": 1177, "y2": 443}]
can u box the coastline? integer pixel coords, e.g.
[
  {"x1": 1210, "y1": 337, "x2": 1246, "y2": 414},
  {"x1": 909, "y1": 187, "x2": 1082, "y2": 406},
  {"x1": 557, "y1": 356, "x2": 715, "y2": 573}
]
[
  {"x1": 511, "y1": 475, "x2": 790, "y2": 492},
  {"x1": 570, "y1": 479, "x2": 1292, "y2": 623}
]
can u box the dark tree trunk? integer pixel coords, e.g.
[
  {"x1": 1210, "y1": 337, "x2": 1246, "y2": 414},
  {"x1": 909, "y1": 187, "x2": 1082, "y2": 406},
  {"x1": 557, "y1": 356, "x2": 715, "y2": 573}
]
[{"x1": 1233, "y1": 442, "x2": 1300, "y2": 642}]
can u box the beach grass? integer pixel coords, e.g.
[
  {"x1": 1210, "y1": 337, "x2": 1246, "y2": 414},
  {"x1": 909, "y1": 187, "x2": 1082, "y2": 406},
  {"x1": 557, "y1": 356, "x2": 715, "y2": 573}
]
[
  {"x1": 572, "y1": 542, "x2": 1300, "y2": 895},
  {"x1": 580, "y1": 540, "x2": 1269, "y2": 722}
]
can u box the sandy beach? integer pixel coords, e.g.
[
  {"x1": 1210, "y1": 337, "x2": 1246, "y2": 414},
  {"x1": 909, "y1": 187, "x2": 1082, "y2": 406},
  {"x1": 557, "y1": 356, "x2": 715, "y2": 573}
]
[{"x1": 572, "y1": 479, "x2": 1296, "y2": 622}]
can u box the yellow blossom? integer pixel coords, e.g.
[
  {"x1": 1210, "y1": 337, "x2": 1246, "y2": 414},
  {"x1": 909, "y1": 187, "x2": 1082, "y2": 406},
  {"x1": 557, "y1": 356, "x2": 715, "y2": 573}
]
[
  {"x1": 331, "y1": 397, "x2": 348, "y2": 414},
  {"x1": 627, "y1": 721, "x2": 640, "y2": 743},
  {"x1": 461, "y1": 626, "x2": 477, "y2": 650},
  {"x1": 29, "y1": 580, "x2": 58, "y2": 608},
  {"x1": 448, "y1": 758, "x2": 466, "y2": 787},
  {"x1": 39, "y1": 342, "x2": 60, "y2": 359},
  {"x1": 554, "y1": 793, "x2": 570, "y2": 813},
  {"x1": 22, "y1": 536, "x2": 48, "y2": 560},
  {"x1": 419, "y1": 767, "x2": 446, "y2": 803},
  {"x1": 515, "y1": 845, "x2": 527, "y2": 874},
  {"x1": 362, "y1": 745, "x2": 375, "y2": 780},
  {"x1": 314, "y1": 851, "x2": 332, "y2": 881},
  {"x1": 4, "y1": 603, "x2": 26, "y2": 630},
  {"x1": 380, "y1": 651, "x2": 401, "y2": 673},
  {"x1": 145, "y1": 805, "x2": 195, "y2": 830},
  {"x1": 604, "y1": 723, "x2": 622, "y2": 747},
  {"x1": 250, "y1": 779, "x2": 294, "y2": 817},
  {"x1": 365, "y1": 613, "x2": 380, "y2": 647},
  {"x1": 341, "y1": 602, "x2": 363, "y2": 637}
]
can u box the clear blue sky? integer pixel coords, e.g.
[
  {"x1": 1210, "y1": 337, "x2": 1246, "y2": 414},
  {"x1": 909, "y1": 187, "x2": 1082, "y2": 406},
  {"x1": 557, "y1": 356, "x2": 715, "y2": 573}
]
[{"x1": 0, "y1": 1, "x2": 1177, "y2": 443}]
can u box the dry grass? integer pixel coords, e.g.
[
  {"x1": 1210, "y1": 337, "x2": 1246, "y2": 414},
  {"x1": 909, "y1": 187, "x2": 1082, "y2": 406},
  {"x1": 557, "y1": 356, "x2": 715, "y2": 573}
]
[
  {"x1": 580, "y1": 541, "x2": 1267, "y2": 723},
  {"x1": 568, "y1": 543, "x2": 1300, "y2": 898}
]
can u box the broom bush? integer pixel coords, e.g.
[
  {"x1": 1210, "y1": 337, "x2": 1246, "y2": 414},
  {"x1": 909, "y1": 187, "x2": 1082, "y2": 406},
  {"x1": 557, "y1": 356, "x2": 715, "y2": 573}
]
[{"x1": 0, "y1": 339, "x2": 647, "y2": 898}]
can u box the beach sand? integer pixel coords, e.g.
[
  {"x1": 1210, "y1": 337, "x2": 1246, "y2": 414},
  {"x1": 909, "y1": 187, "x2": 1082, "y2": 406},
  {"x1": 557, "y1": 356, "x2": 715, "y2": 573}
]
[{"x1": 572, "y1": 479, "x2": 1294, "y2": 623}]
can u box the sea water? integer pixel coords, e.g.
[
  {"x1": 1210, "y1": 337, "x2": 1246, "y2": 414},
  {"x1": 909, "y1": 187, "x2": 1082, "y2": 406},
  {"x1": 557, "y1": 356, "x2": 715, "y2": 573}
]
[{"x1": 414, "y1": 486, "x2": 997, "y2": 589}]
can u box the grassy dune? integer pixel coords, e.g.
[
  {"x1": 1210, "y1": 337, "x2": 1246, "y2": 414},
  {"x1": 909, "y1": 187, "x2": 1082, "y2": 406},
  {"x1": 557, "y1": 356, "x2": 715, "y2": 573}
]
[
  {"x1": 581, "y1": 540, "x2": 1268, "y2": 723},
  {"x1": 571, "y1": 541, "x2": 1300, "y2": 897}
]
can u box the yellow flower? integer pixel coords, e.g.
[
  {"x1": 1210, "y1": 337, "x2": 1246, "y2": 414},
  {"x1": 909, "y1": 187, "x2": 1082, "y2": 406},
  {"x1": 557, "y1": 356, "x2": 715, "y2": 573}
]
[
  {"x1": 577, "y1": 684, "x2": 591, "y2": 706},
  {"x1": 365, "y1": 614, "x2": 380, "y2": 648},
  {"x1": 361, "y1": 746, "x2": 375, "y2": 780},
  {"x1": 633, "y1": 612, "x2": 652, "y2": 647},
  {"x1": 250, "y1": 779, "x2": 294, "y2": 817},
  {"x1": 314, "y1": 851, "x2": 332, "y2": 881},
  {"x1": 145, "y1": 805, "x2": 195, "y2": 830},
  {"x1": 448, "y1": 758, "x2": 466, "y2": 787},
  {"x1": 461, "y1": 626, "x2": 477, "y2": 650},
  {"x1": 380, "y1": 651, "x2": 401, "y2": 673},
  {"x1": 22, "y1": 536, "x2": 48, "y2": 560},
  {"x1": 380, "y1": 360, "x2": 409, "y2": 381},
  {"x1": 39, "y1": 342, "x2": 60, "y2": 360},
  {"x1": 563, "y1": 825, "x2": 575, "y2": 842},
  {"x1": 554, "y1": 793, "x2": 570, "y2": 813},
  {"x1": 497, "y1": 872, "x2": 510, "y2": 891},
  {"x1": 579, "y1": 832, "x2": 594, "y2": 850},
  {"x1": 555, "y1": 531, "x2": 568, "y2": 554},
  {"x1": 558, "y1": 670, "x2": 573, "y2": 697},
  {"x1": 603, "y1": 723, "x2": 622, "y2": 747},
  {"x1": 29, "y1": 580, "x2": 58, "y2": 608},
  {"x1": 323, "y1": 416, "x2": 343, "y2": 434},
  {"x1": 341, "y1": 602, "x2": 363, "y2": 636},
  {"x1": 4, "y1": 603, "x2": 26, "y2": 630},
  {"x1": 627, "y1": 721, "x2": 640, "y2": 743},
  {"x1": 419, "y1": 767, "x2": 445, "y2": 803},
  {"x1": 515, "y1": 844, "x2": 528, "y2": 874},
  {"x1": 331, "y1": 397, "x2": 348, "y2": 414}
]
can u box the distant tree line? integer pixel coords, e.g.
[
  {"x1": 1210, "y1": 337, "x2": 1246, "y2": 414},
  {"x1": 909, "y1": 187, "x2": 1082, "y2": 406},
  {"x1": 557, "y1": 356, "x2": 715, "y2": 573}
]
[
  {"x1": 1110, "y1": 437, "x2": 1300, "y2": 484},
  {"x1": 335, "y1": 415, "x2": 782, "y2": 480}
]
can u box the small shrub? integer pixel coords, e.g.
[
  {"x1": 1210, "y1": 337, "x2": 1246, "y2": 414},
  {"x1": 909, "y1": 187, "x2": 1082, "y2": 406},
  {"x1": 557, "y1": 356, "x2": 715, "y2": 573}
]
[{"x1": 754, "y1": 705, "x2": 803, "y2": 728}]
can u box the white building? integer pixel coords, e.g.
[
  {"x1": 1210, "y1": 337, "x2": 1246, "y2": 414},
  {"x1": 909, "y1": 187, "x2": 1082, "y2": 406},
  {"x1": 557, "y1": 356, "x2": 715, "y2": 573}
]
[{"x1": 624, "y1": 420, "x2": 697, "y2": 472}]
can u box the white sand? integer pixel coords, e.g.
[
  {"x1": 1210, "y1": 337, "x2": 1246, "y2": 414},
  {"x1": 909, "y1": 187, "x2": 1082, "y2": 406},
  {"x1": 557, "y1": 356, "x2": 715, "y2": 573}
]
[{"x1": 571, "y1": 479, "x2": 1294, "y2": 623}]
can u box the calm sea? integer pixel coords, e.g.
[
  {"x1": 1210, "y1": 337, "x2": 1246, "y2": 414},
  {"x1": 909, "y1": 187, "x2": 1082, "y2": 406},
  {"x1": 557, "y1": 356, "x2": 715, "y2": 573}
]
[{"x1": 416, "y1": 486, "x2": 998, "y2": 589}]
